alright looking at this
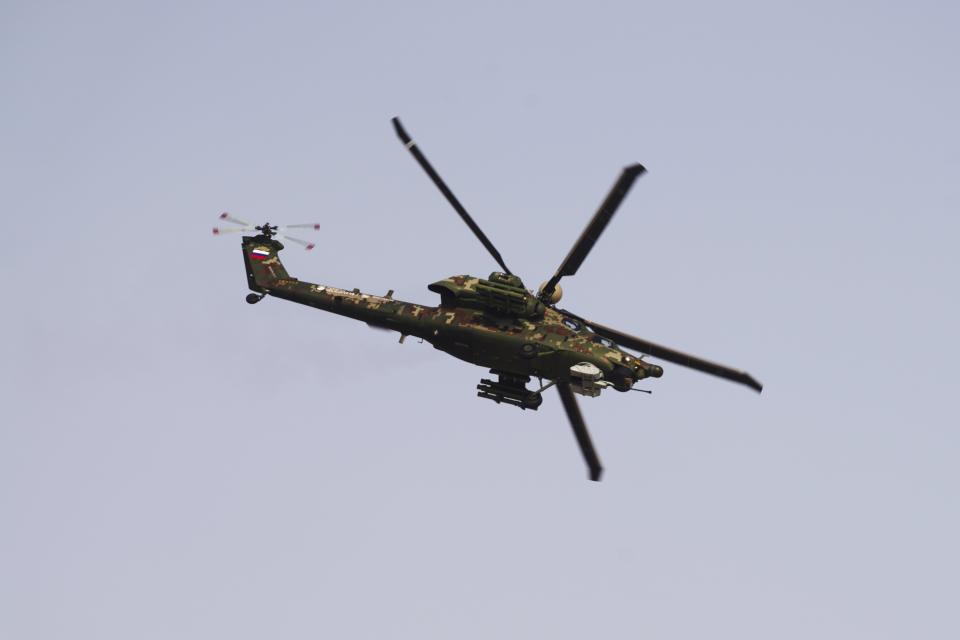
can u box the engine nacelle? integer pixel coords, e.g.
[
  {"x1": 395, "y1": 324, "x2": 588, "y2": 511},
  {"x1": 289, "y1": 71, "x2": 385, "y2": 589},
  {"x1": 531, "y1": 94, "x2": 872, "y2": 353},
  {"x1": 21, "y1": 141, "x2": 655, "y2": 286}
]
[{"x1": 429, "y1": 273, "x2": 546, "y2": 318}]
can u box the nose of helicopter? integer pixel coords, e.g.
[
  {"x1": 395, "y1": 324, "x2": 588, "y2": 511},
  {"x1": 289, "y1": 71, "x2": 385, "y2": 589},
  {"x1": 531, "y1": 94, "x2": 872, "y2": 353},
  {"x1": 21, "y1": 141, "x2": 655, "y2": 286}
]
[{"x1": 608, "y1": 360, "x2": 663, "y2": 392}]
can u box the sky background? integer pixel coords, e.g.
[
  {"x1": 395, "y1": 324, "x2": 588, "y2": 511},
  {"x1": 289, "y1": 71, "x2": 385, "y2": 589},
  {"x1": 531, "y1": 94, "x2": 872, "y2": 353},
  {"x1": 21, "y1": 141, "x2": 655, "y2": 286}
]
[{"x1": 2, "y1": 1, "x2": 958, "y2": 638}]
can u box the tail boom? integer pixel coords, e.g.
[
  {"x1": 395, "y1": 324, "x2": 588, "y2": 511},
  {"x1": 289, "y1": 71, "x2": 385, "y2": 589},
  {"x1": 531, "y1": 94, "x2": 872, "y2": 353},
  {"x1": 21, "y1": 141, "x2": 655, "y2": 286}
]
[{"x1": 241, "y1": 235, "x2": 435, "y2": 334}]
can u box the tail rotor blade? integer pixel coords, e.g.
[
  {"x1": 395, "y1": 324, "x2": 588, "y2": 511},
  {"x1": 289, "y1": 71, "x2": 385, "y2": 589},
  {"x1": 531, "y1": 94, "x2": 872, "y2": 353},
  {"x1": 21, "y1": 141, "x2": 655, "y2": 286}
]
[
  {"x1": 392, "y1": 117, "x2": 513, "y2": 275},
  {"x1": 557, "y1": 382, "x2": 603, "y2": 481},
  {"x1": 213, "y1": 225, "x2": 256, "y2": 235},
  {"x1": 219, "y1": 212, "x2": 251, "y2": 226},
  {"x1": 276, "y1": 233, "x2": 316, "y2": 250}
]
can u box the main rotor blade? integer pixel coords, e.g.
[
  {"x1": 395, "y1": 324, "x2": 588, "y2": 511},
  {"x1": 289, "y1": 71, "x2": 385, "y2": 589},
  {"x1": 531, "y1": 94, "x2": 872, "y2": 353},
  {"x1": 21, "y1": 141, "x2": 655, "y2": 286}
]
[
  {"x1": 585, "y1": 319, "x2": 763, "y2": 393},
  {"x1": 540, "y1": 163, "x2": 645, "y2": 302},
  {"x1": 557, "y1": 382, "x2": 603, "y2": 482},
  {"x1": 392, "y1": 117, "x2": 512, "y2": 275}
]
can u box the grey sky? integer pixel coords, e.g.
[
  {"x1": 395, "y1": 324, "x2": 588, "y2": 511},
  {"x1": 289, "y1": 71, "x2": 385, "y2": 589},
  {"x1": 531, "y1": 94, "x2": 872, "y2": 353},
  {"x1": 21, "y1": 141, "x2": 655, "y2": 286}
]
[{"x1": 2, "y1": 1, "x2": 958, "y2": 638}]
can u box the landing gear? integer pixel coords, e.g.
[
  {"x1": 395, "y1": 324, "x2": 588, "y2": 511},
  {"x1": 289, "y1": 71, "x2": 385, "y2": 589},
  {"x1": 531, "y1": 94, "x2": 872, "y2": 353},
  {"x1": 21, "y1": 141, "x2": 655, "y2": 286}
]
[
  {"x1": 477, "y1": 371, "x2": 543, "y2": 410},
  {"x1": 246, "y1": 293, "x2": 265, "y2": 304}
]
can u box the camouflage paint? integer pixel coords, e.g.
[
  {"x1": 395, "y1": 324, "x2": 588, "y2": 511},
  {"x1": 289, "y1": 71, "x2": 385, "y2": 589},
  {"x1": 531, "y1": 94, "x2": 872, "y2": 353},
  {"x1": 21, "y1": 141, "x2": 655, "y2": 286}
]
[{"x1": 242, "y1": 235, "x2": 662, "y2": 390}]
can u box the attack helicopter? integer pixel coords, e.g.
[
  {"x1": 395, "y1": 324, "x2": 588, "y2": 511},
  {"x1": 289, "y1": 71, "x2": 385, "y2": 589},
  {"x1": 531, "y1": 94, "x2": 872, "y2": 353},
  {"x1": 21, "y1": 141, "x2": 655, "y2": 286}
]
[{"x1": 215, "y1": 117, "x2": 762, "y2": 481}]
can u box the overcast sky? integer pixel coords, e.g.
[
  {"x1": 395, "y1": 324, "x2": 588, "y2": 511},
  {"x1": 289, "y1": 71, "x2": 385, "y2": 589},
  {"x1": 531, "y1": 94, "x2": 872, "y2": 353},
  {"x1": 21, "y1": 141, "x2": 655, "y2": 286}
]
[{"x1": 2, "y1": 1, "x2": 958, "y2": 638}]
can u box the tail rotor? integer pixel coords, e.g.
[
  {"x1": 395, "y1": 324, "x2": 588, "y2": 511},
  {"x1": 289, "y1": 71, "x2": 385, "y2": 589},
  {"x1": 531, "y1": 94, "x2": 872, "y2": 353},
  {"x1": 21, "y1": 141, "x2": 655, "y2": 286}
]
[{"x1": 212, "y1": 212, "x2": 319, "y2": 250}]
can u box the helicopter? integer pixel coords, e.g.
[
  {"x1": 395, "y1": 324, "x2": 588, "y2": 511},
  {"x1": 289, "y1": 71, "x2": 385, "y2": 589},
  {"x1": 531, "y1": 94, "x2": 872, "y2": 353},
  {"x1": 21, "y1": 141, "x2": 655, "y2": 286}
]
[{"x1": 215, "y1": 117, "x2": 762, "y2": 482}]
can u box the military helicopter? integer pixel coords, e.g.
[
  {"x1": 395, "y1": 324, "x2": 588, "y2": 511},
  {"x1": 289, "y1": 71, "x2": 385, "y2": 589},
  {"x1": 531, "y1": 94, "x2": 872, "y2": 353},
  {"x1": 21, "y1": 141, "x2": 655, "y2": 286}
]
[{"x1": 215, "y1": 117, "x2": 762, "y2": 481}]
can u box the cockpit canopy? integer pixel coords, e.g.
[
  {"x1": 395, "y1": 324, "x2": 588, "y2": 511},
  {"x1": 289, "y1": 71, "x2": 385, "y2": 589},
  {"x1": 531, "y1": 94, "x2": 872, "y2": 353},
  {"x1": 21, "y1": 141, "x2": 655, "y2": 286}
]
[{"x1": 592, "y1": 334, "x2": 616, "y2": 348}]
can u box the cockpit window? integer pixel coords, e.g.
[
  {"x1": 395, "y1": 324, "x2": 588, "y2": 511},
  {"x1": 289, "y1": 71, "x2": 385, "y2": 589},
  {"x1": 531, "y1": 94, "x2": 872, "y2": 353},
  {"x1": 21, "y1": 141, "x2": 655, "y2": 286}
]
[
  {"x1": 562, "y1": 318, "x2": 581, "y2": 332},
  {"x1": 592, "y1": 335, "x2": 615, "y2": 348}
]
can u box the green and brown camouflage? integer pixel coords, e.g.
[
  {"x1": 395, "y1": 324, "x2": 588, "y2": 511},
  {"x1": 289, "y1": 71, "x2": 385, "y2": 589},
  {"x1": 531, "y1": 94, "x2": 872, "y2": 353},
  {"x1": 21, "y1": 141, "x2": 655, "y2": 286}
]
[
  {"x1": 242, "y1": 234, "x2": 663, "y2": 392},
  {"x1": 224, "y1": 117, "x2": 764, "y2": 482}
]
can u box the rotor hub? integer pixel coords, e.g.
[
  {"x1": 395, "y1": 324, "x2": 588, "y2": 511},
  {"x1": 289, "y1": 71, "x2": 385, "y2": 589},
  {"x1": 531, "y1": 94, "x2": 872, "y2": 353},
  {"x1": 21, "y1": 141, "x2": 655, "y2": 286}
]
[{"x1": 538, "y1": 282, "x2": 563, "y2": 304}]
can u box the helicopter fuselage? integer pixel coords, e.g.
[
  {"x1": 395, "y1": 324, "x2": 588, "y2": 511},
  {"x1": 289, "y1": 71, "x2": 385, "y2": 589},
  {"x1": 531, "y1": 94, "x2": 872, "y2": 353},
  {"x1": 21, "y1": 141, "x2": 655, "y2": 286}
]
[
  {"x1": 243, "y1": 235, "x2": 661, "y2": 391},
  {"x1": 222, "y1": 116, "x2": 761, "y2": 481}
]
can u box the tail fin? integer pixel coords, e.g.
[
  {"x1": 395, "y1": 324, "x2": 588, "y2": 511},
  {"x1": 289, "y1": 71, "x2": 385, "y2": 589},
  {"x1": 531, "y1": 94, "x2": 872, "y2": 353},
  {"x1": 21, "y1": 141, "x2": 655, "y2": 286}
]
[{"x1": 242, "y1": 236, "x2": 292, "y2": 293}]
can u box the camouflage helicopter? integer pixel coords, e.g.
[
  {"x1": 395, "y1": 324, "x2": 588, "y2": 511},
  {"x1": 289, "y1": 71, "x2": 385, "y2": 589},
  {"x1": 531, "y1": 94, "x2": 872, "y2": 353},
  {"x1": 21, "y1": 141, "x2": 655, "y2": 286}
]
[{"x1": 215, "y1": 117, "x2": 762, "y2": 481}]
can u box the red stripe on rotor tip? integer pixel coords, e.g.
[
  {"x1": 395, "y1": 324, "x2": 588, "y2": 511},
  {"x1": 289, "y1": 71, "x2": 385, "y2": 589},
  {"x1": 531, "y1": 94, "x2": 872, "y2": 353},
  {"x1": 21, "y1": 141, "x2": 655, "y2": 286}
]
[
  {"x1": 313, "y1": 224, "x2": 320, "y2": 230},
  {"x1": 306, "y1": 244, "x2": 315, "y2": 250},
  {"x1": 219, "y1": 212, "x2": 228, "y2": 219},
  {"x1": 212, "y1": 228, "x2": 220, "y2": 234}
]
